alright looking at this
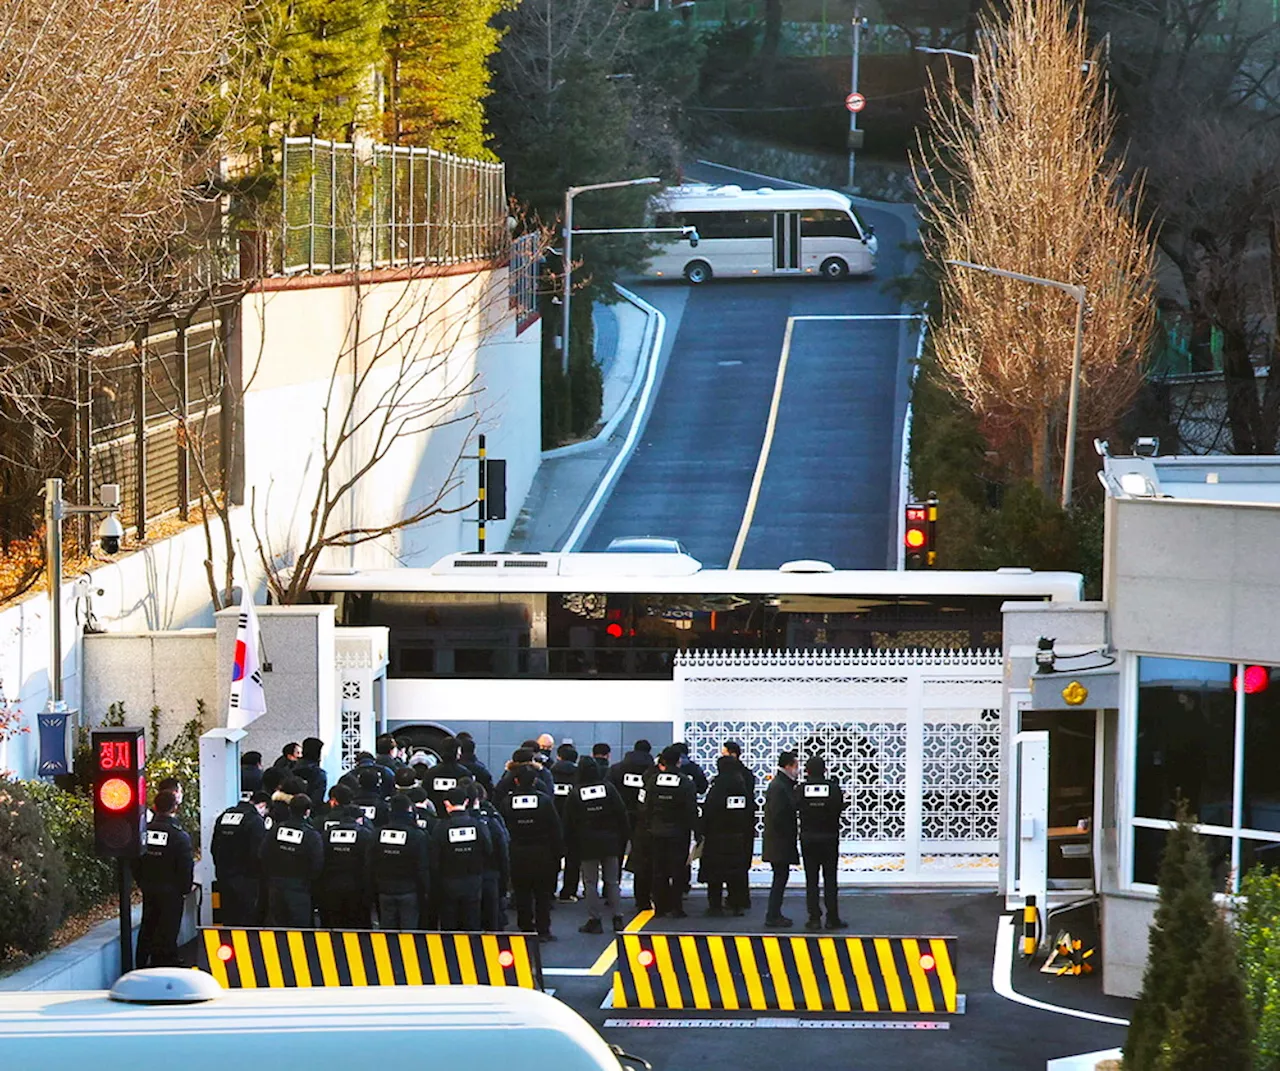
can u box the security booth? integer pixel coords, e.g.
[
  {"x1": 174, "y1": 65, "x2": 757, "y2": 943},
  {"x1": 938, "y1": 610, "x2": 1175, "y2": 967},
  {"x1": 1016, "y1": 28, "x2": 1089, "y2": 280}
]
[{"x1": 998, "y1": 449, "x2": 1280, "y2": 998}]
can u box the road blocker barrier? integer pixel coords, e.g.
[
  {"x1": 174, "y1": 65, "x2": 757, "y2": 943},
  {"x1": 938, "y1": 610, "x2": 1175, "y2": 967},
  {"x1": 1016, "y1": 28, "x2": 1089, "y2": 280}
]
[
  {"x1": 198, "y1": 927, "x2": 543, "y2": 990},
  {"x1": 611, "y1": 932, "x2": 959, "y2": 1014}
]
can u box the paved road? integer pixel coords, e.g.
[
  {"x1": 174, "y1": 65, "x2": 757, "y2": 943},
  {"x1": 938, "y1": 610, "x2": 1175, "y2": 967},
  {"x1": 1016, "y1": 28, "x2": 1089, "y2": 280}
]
[{"x1": 581, "y1": 163, "x2": 918, "y2": 569}]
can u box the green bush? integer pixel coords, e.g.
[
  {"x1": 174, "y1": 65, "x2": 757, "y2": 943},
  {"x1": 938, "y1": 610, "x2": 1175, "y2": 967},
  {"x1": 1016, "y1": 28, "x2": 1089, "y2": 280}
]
[
  {"x1": 1161, "y1": 909, "x2": 1253, "y2": 1069},
  {"x1": 145, "y1": 703, "x2": 204, "y2": 836},
  {"x1": 19, "y1": 780, "x2": 114, "y2": 915},
  {"x1": 0, "y1": 778, "x2": 68, "y2": 962},
  {"x1": 1238, "y1": 869, "x2": 1280, "y2": 1069}
]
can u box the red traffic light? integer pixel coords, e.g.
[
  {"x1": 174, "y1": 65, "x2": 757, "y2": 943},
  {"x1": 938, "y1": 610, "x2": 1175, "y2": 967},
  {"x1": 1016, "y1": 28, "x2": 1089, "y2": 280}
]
[
  {"x1": 1234, "y1": 666, "x2": 1270, "y2": 695},
  {"x1": 606, "y1": 623, "x2": 624, "y2": 639},
  {"x1": 905, "y1": 528, "x2": 927, "y2": 549},
  {"x1": 98, "y1": 777, "x2": 134, "y2": 812},
  {"x1": 905, "y1": 506, "x2": 927, "y2": 523}
]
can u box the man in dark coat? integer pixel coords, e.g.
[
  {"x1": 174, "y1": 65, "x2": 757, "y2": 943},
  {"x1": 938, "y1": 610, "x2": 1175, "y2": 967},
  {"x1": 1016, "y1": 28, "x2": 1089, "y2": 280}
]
[
  {"x1": 293, "y1": 737, "x2": 328, "y2": 804},
  {"x1": 565, "y1": 756, "x2": 630, "y2": 933},
  {"x1": 721, "y1": 739, "x2": 757, "y2": 800},
  {"x1": 761, "y1": 750, "x2": 800, "y2": 927},
  {"x1": 499, "y1": 765, "x2": 562, "y2": 939},
  {"x1": 700, "y1": 755, "x2": 754, "y2": 917},
  {"x1": 798, "y1": 755, "x2": 848, "y2": 930},
  {"x1": 609, "y1": 739, "x2": 655, "y2": 909},
  {"x1": 135, "y1": 789, "x2": 193, "y2": 967},
  {"x1": 549, "y1": 743, "x2": 581, "y2": 901},
  {"x1": 639, "y1": 746, "x2": 700, "y2": 919}
]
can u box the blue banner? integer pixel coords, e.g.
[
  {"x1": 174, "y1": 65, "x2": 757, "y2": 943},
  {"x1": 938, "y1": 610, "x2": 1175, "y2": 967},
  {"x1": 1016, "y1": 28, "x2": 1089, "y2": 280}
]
[{"x1": 37, "y1": 711, "x2": 70, "y2": 776}]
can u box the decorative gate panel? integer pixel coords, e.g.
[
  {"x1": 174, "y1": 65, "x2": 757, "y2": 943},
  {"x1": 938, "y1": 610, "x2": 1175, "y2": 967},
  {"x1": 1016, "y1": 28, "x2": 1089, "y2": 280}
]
[{"x1": 676, "y1": 648, "x2": 1003, "y2": 883}]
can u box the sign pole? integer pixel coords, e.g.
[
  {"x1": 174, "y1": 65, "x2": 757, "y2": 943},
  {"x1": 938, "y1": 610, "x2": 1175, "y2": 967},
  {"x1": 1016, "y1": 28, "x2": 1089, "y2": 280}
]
[{"x1": 118, "y1": 858, "x2": 133, "y2": 974}]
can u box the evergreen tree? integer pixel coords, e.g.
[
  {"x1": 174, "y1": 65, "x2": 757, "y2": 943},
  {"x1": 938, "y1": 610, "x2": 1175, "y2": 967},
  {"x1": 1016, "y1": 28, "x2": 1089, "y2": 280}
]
[
  {"x1": 385, "y1": 0, "x2": 511, "y2": 158},
  {"x1": 1160, "y1": 910, "x2": 1253, "y2": 1070},
  {"x1": 1126, "y1": 811, "x2": 1217, "y2": 1071}
]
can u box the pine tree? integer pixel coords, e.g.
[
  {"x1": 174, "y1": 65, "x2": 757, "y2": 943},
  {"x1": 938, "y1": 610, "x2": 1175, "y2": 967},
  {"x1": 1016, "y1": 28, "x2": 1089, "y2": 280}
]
[
  {"x1": 1159, "y1": 909, "x2": 1253, "y2": 1070},
  {"x1": 1125, "y1": 812, "x2": 1217, "y2": 1070}
]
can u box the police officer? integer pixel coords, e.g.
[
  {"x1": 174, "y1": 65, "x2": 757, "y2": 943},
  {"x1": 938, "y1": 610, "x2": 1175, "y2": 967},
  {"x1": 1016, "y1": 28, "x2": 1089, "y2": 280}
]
[
  {"x1": 721, "y1": 739, "x2": 757, "y2": 799},
  {"x1": 470, "y1": 781, "x2": 510, "y2": 931},
  {"x1": 457, "y1": 733, "x2": 493, "y2": 791},
  {"x1": 424, "y1": 738, "x2": 473, "y2": 816},
  {"x1": 340, "y1": 750, "x2": 395, "y2": 798},
  {"x1": 499, "y1": 765, "x2": 562, "y2": 939},
  {"x1": 372, "y1": 794, "x2": 431, "y2": 929},
  {"x1": 700, "y1": 756, "x2": 754, "y2": 918},
  {"x1": 549, "y1": 743, "x2": 580, "y2": 902},
  {"x1": 352, "y1": 767, "x2": 390, "y2": 828},
  {"x1": 640, "y1": 747, "x2": 700, "y2": 919},
  {"x1": 318, "y1": 788, "x2": 374, "y2": 929},
  {"x1": 565, "y1": 756, "x2": 629, "y2": 934},
  {"x1": 294, "y1": 737, "x2": 328, "y2": 803},
  {"x1": 240, "y1": 751, "x2": 264, "y2": 796},
  {"x1": 493, "y1": 747, "x2": 554, "y2": 808},
  {"x1": 210, "y1": 790, "x2": 268, "y2": 925},
  {"x1": 762, "y1": 751, "x2": 800, "y2": 928},
  {"x1": 798, "y1": 755, "x2": 847, "y2": 931},
  {"x1": 609, "y1": 740, "x2": 654, "y2": 909},
  {"x1": 135, "y1": 789, "x2": 193, "y2": 967},
  {"x1": 431, "y1": 787, "x2": 492, "y2": 931},
  {"x1": 260, "y1": 794, "x2": 324, "y2": 927}
]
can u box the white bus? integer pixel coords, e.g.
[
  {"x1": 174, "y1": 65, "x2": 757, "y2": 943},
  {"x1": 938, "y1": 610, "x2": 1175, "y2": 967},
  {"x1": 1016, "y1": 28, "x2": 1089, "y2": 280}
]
[
  {"x1": 307, "y1": 552, "x2": 1081, "y2": 765},
  {"x1": 645, "y1": 184, "x2": 878, "y2": 283}
]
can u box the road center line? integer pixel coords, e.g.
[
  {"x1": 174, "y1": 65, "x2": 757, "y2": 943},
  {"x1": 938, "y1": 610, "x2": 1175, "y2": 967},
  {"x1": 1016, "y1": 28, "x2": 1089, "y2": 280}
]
[
  {"x1": 588, "y1": 909, "x2": 655, "y2": 976},
  {"x1": 728, "y1": 313, "x2": 911, "y2": 570}
]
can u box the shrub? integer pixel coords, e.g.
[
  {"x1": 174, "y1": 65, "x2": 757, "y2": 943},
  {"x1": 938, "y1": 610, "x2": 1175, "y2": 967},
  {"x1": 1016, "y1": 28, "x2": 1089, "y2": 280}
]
[
  {"x1": 0, "y1": 778, "x2": 68, "y2": 962},
  {"x1": 1238, "y1": 868, "x2": 1280, "y2": 1069},
  {"x1": 1161, "y1": 909, "x2": 1253, "y2": 1069},
  {"x1": 145, "y1": 703, "x2": 204, "y2": 835},
  {"x1": 19, "y1": 779, "x2": 114, "y2": 915}
]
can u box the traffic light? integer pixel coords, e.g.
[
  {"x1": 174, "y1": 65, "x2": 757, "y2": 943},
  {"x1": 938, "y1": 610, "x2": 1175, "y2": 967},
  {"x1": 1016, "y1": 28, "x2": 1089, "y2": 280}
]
[
  {"x1": 904, "y1": 494, "x2": 938, "y2": 569},
  {"x1": 92, "y1": 727, "x2": 147, "y2": 858}
]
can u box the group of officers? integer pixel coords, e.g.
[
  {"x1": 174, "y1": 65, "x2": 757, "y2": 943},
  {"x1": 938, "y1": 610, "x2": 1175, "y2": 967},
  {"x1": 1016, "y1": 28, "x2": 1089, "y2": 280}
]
[{"x1": 133, "y1": 729, "x2": 850, "y2": 957}]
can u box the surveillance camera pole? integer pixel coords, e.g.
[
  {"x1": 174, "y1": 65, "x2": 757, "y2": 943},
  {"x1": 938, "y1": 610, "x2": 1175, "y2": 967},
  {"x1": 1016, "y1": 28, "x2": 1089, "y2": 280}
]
[{"x1": 43, "y1": 478, "x2": 120, "y2": 754}]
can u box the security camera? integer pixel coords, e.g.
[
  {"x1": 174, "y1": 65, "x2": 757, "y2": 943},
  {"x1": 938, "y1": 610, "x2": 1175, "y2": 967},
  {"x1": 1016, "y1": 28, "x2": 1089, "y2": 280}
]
[{"x1": 99, "y1": 513, "x2": 124, "y2": 556}]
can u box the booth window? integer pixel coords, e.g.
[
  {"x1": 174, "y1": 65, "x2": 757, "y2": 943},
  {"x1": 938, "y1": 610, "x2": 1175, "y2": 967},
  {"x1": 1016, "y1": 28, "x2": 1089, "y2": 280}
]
[{"x1": 1132, "y1": 656, "x2": 1280, "y2": 889}]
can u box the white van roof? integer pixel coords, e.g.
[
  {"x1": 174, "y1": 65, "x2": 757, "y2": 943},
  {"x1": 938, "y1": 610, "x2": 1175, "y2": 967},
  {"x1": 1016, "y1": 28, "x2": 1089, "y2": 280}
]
[{"x1": 0, "y1": 979, "x2": 623, "y2": 1071}]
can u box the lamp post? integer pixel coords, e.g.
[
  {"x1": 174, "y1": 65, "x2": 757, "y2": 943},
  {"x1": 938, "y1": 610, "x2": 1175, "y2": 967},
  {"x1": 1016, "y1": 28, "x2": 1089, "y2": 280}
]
[
  {"x1": 914, "y1": 45, "x2": 981, "y2": 111},
  {"x1": 848, "y1": 7, "x2": 867, "y2": 188},
  {"x1": 562, "y1": 177, "x2": 661, "y2": 377},
  {"x1": 945, "y1": 259, "x2": 1087, "y2": 509}
]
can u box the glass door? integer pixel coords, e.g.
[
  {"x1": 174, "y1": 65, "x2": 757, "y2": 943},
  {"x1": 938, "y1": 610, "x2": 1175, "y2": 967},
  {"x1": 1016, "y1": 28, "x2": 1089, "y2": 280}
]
[{"x1": 772, "y1": 211, "x2": 800, "y2": 272}]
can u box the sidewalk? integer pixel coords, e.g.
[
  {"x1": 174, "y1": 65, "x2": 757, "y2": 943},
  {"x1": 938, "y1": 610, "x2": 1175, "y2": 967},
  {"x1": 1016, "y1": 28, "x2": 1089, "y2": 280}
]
[{"x1": 506, "y1": 288, "x2": 663, "y2": 553}]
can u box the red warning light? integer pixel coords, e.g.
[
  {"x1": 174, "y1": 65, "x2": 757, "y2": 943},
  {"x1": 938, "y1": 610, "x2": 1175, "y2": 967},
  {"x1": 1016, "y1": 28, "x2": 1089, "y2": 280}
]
[
  {"x1": 606, "y1": 623, "x2": 624, "y2": 639},
  {"x1": 216, "y1": 944, "x2": 235, "y2": 962},
  {"x1": 904, "y1": 528, "x2": 927, "y2": 549},
  {"x1": 98, "y1": 777, "x2": 133, "y2": 812},
  {"x1": 637, "y1": 949, "x2": 656, "y2": 968},
  {"x1": 1234, "y1": 665, "x2": 1271, "y2": 695},
  {"x1": 498, "y1": 949, "x2": 516, "y2": 968},
  {"x1": 919, "y1": 952, "x2": 937, "y2": 972},
  {"x1": 905, "y1": 507, "x2": 927, "y2": 522}
]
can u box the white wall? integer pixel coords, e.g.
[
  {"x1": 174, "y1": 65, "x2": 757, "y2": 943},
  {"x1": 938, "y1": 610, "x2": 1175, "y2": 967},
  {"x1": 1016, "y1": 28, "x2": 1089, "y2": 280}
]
[{"x1": 0, "y1": 264, "x2": 541, "y2": 779}]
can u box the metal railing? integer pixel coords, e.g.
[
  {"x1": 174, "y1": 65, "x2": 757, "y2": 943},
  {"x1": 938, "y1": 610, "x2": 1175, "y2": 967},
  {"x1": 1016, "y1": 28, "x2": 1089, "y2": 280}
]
[{"x1": 279, "y1": 136, "x2": 508, "y2": 274}]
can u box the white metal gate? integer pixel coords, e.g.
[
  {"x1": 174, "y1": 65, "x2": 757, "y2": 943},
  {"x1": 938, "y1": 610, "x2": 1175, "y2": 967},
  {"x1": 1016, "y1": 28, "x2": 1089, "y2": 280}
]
[{"x1": 675, "y1": 647, "x2": 1004, "y2": 884}]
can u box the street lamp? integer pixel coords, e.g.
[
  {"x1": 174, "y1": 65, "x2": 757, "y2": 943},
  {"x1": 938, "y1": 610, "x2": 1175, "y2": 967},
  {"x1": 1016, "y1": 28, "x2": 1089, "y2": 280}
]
[
  {"x1": 562, "y1": 177, "x2": 661, "y2": 377},
  {"x1": 37, "y1": 479, "x2": 125, "y2": 775},
  {"x1": 945, "y1": 259, "x2": 1087, "y2": 509},
  {"x1": 848, "y1": 8, "x2": 868, "y2": 188},
  {"x1": 915, "y1": 46, "x2": 986, "y2": 113}
]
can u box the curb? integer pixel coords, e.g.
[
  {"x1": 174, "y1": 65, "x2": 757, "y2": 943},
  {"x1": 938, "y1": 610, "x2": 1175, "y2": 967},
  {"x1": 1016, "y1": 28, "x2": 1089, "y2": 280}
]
[
  {"x1": 560, "y1": 285, "x2": 667, "y2": 552},
  {"x1": 540, "y1": 284, "x2": 660, "y2": 462}
]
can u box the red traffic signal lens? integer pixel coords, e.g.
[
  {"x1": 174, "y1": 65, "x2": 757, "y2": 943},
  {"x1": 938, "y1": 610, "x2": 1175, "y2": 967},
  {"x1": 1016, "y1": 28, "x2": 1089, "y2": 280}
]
[
  {"x1": 606, "y1": 623, "x2": 624, "y2": 639},
  {"x1": 98, "y1": 777, "x2": 133, "y2": 812},
  {"x1": 904, "y1": 528, "x2": 927, "y2": 549},
  {"x1": 919, "y1": 952, "x2": 937, "y2": 972},
  {"x1": 1234, "y1": 666, "x2": 1270, "y2": 695},
  {"x1": 498, "y1": 949, "x2": 516, "y2": 968},
  {"x1": 636, "y1": 949, "x2": 656, "y2": 968},
  {"x1": 216, "y1": 944, "x2": 235, "y2": 962}
]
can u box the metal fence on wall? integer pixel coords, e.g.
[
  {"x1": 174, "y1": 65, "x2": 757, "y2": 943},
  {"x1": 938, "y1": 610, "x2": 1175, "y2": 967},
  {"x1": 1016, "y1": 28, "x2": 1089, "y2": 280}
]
[{"x1": 280, "y1": 136, "x2": 508, "y2": 274}]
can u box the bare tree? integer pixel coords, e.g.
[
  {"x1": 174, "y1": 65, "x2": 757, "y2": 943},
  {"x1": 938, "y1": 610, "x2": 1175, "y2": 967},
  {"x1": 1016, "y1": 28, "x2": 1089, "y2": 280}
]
[{"x1": 916, "y1": 0, "x2": 1156, "y2": 497}]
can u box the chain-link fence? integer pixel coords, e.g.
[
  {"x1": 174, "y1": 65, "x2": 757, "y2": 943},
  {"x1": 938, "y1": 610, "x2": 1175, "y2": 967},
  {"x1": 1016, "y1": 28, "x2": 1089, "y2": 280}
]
[{"x1": 279, "y1": 136, "x2": 508, "y2": 274}]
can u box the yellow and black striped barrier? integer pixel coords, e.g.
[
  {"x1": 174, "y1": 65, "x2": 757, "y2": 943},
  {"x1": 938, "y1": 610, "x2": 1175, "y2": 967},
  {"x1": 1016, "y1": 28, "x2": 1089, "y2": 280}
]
[
  {"x1": 197, "y1": 928, "x2": 543, "y2": 990},
  {"x1": 611, "y1": 932, "x2": 959, "y2": 1014}
]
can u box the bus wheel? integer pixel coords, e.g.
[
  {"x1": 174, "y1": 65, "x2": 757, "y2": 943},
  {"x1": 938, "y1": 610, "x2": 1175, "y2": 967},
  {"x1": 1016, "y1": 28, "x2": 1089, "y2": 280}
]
[
  {"x1": 684, "y1": 260, "x2": 712, "y2": 285},
  {"x1": 820, "y1": 257, "x2": 849, "y2": 280}
]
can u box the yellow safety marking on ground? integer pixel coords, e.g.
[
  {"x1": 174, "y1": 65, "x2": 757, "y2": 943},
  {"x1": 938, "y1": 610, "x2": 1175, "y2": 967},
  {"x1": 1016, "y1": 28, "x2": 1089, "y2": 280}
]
[
  {"x1": 707, "y1": 935, "x2": 739, "y2": 1010},
  {"x1": 231, "y1": 929, "x2": 257, "y2": 988},
  {"x1": 874, "y1": 937, "x2": 907, "y2": 1012},
  {"x1": 761, "y1": 936, "x2": 795, "y2": 1010},
  {"x1": 259, "y1": 929, "x2": 285, "y2": 989},
  {"x1": 847, "y1": 937, "x2": 879, "y2": 1012},
  {"x1": 512, "y1": 935, "x2": 535, "y2": 989},
  {"x1": 589, "y1": 909, "x2": 653, "y2": 975},
  {"x1": 679, "y1": 934, "x2": 712, "y2": 1010},
  {"x1": 735, "y1": 935, "x2": 767, "y2": 1008},
  {"x1": 623, "y1": 934, "x2": 654, "y2": 1008},
  {"x1": 931, "y1": 937, "x2": 958, "y2": 1013},
  {"x1": 343, "y1": 931, "x2": 368, "y2": 986},
  {"x1": 314, "y1": 930, "x2": 341, "y2": 987},
  {"x1": 203, "y1": 929, "x2": 229, "y2": 988},
  {"x1": 790, "y1": 936, "x2": 823, "y2": 1011},
  {"x1": 369, "y1": 931, "x2": 396, "y2": 986},
  {"x1": 398, "y1": 932, "x2": 423, "y2": 985},
  {"x1": 481, "y1": 934, "x2": 505, "y2": 986},
  {"x1": 654, "y1": 933, "x2": 684, "y2": 1009},
  {"x1": 454, "y1": 932, "x2": 479, "y2": 985},
  {"x1": 901, "y1": 938, "x2": 934, "y2": 1014},
  {"x1": 818, "y1": 937, "x2": 851, "y2": 1012},
  {"x1": 287, "y1": 930, "x2": 312, "y2": 987},
  {"x1": 426, "y1": 933, "x2": 450, "y2": 985}
]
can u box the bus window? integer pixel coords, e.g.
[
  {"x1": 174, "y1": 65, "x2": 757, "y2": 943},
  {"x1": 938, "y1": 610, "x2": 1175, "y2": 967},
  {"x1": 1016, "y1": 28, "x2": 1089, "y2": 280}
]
[{"x1": 800, "y1": 208, "x2": 861, "y2": 239}]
